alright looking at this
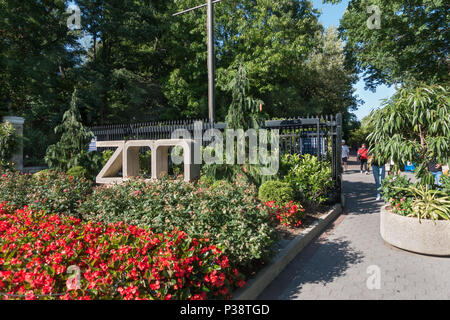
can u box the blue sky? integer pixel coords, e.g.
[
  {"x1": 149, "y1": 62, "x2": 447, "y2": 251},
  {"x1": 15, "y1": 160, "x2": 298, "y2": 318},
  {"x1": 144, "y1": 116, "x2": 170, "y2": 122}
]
[{"x1": 312, "y1": 0, "x2": 395, "y2": 120}]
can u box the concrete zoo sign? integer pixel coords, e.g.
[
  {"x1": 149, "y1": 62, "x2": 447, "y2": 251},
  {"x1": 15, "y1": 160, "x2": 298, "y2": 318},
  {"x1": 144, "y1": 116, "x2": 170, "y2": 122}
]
[{"x1": 96, "y1": 139, "x2": 200, "y2": 184}]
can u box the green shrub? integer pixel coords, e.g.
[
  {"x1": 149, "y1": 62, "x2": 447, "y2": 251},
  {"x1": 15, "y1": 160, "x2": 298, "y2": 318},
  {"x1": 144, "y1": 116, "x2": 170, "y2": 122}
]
[
  {"x1": 258, "y1": 180, "x2": 294, "y2": 205},
  {"x1": 0, "y1": 170, "x2": 33, "y2": 208},
  {"x1": 0, "y1": 121, "x2": 18, "y2": 165},
  {"x1": 45, "y1": 90, "x2": 94, "y2": 172},
  {"x1": 441, "y1": 174, "x2": 450, "y2": 193},
  {"x1": 0, "y1": 169, "x2": 92, "y2": 217},
  {"x1": 33, "y1": 169, "x2": 50, "y2": 178},
  {"x1": 23, "y1": 127, "x2": 53, "y2": 167},
  {"x1": 67, "y1": 166, "x2": 88, "y2": 179},
  {"x1": 380, "y1": 175, "x2": 414, "y2": 216},
  {"x1": 281, "y1": 154, "x2": 333, "y2": 205},
  {"x1": 139, "y1": 150, "x2": 151, "y2": 175},
  {"x1": 101, "y1": 149, "x2": 114, "y2": 166},
  {"x1": 79, "y1": 176, "x2": 277, "y2": 273},
  {"x1": 400, "y1": 185, "x2": 450, "y2": 220}
]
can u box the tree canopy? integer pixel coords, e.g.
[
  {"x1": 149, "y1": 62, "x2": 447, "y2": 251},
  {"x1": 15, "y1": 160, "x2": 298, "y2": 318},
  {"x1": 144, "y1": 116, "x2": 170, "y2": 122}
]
[
  {"x1": 327, "y1": 0, "x2": 449, "y2": 89},
  {"x1": 0, "y1": 0, "x2": 359, "y2": 165}
]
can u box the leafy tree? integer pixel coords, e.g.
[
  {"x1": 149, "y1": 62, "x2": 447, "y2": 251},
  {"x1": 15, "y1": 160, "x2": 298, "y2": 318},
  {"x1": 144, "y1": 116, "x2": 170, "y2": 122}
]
[
  {"x1": 327, "y1": 0, "x2": 449, "y2": 89},
  {"x1": 203, "y1": 65, "x2": 268, "y2": 185},
  {"x1": 45, "y1": 90, "x2": 95, "y2": 172},
  {"x1": 1, "y1": 0, "x2": 362, "y2": 168},
  {"x1": 0, "y1": 0, "x2": 79, "y2": 115},
  {"x1": 0, "y1": 0, "x2": 81, "y2": 165},
  {"x1": 225, "y1": 65, "x2": 263, "y2": 130},
  {"x1": 304, "y1": 27, "x2": 359, "y2": 116},
  {"x1": 74, "y1": 0, "x2": 169, "y2": 125},
  {"x1": 367, "y1": 84, "x2": 449, "y2": 184},
  {"x1": 166, "y1": 0, "x2": 356, "y2": 120},
  {"x1": 348, "y1": 115, "x2": 374, "y2": 149}
]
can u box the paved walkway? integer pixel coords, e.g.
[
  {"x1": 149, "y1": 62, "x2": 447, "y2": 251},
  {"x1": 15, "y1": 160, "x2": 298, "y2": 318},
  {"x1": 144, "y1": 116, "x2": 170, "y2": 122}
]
[{"x1": 259, "y1": 161, "x2": 450, "y2": 300}]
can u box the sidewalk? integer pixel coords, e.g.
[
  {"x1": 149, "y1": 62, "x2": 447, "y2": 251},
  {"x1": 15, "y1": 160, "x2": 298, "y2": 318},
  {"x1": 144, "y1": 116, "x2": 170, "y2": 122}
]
[{"x1": 258, "y1": 161, "x2": 450, "y2": 300}]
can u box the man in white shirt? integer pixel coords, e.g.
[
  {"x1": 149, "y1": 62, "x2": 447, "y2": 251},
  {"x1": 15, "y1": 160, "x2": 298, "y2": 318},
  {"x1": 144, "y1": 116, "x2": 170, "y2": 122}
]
[{"x1": 342, "y1": 140, "x2": 350, "y2": 172}]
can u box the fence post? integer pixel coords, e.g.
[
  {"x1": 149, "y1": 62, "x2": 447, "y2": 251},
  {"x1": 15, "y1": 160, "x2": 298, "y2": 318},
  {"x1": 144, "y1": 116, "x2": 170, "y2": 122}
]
[
  {"x1": 2, "y1": 116, "x2": 25, "y2": 171},
  {"x1": 316, "y1": 116, "x2": 321, "y2": 161},
  {"x1": 335, "y1": 113, "x2": 343, "y2": 203}
]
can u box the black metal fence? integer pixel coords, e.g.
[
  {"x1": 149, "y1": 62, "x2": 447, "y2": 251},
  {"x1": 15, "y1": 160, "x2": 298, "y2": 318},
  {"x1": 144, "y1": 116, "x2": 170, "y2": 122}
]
[{"x1": 90, "y1": 114, "x2": 343, "y2": 195}]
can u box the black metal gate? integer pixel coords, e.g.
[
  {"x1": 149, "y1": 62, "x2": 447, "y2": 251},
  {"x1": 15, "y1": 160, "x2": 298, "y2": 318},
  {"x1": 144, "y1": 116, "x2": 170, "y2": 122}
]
[{"x1": 90, "y1": 114, "x2": 343, "y2": 197}]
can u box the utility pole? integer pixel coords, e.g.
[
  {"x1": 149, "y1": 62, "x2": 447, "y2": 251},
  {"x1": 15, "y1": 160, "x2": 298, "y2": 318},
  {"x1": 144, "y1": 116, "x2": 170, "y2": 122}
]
[{"x1": 173, "y1": 0, "x2": 223, "y2": 124}]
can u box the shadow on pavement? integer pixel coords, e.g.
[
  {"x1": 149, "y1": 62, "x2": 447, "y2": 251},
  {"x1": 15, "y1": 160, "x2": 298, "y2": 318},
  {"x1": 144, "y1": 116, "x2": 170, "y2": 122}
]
[
  {"x1": 343, "y1": 180, "x2": 384, "y2": 215},
  {"x1": 259, "y1": 237, "x2": 364, "y2": 300}
]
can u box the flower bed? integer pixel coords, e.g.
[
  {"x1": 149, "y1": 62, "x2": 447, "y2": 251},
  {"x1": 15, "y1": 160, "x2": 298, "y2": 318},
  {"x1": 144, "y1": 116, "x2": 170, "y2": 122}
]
[
  {"x1": 0, "y1": 170, "x2": 278, "y2": 275},
  {"x1": 0, "y1": 203, "x2": 246, "y2": 300},
  {"x1": 79, "y1": 177, "x2": 277, "y2": 273},
  {"x1": 264, "y1": 201, "x2": 305, "y2": 228},
  {"x1": 0, "y1": 170, "x2": 92, "y2": 217}
]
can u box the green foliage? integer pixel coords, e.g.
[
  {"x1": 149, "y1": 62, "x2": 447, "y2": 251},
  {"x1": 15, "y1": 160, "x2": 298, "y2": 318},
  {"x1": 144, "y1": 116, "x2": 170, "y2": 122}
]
[
  {"x1": 79, "y1": 176, "x2": 277, "y2": 272},
  {"x1": 331, "y1": 0, "x2": 449, "y2": 88},
  {"x1": 258, "y1": 181, "x2": 295, "y2": 206},
  {"x1": 138, "y1": 150, "x2": 152, "y2": 176},
  {"x1": 45, "y1": 90, "x2": 95, "y2": 172},
  {"x1": 304, "y1": 26, "x2": 359, "y2": 116},
  {"x1": 381, "y1": 174, "x2": 450, "y2": 220},
  {"x1": 2, "y1": 0, "x2": 358, "y2": 163},
  {"x1": 0, "y1": 121, "x2": 18, "y2": 164},
  {"x1": 367, "y1": 84, "x2": 450, "y2": 185},
  {"x1": 225, "y1": 65, "x2": 264, "y2": 130},
  {"x1": 394, "y1": 185, "x2": 450, "y2": 221},
  {"x1": 203, "y1": 65, "x2": 273, "y2": 186},
  {"x1": 101, "y1": 149, "x2": 114, "y2": 166},
  {"x1": 347, "y1": 115, "x2": 374, "y2": 149},
  {"x1": 73, "y1": 0, "x2": 169, "y2": 125},
  {"x1": 23, "y1": 127, "x2": 54, "y2": 166},
  {"x1": 380, "y1": 175, "x2": 415, "y2": 216},
  {"x1": 0, "y1": 0, "x2": 80, "y2": 119},
  {"x1": 0, "y1": 169, "x2": 92, "y2": 218},
  {"x1": 67, "y1": 166, "x2": 89, "y2": 179},
  {"x1": 33, "y1": 169, "x2": 50, "y2": 178},
  {"x1": 441, "y1": 175, "x2": 450, "y2": 194},
  {"x1": 281, "y1": 154, "x2": 333, "y2": 205}
]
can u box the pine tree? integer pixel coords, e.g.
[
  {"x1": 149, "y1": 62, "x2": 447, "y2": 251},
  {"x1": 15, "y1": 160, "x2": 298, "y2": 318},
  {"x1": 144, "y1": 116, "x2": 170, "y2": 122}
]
[{"x1": 45, "y1": 90, "x2": 94, "y2": 171}]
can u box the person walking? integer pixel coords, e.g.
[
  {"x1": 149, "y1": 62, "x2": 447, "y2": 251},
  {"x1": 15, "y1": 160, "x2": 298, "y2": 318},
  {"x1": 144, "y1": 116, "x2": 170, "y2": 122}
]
[
  {"x1": 342, "y1": 140, "x2": 350, "y2": 172},
  {"x1": 357, "y1": 144, "x2": 369, "y2": 174},
  {"x1": 369, "y1": 153, "x2": 386, "y2": 200}
]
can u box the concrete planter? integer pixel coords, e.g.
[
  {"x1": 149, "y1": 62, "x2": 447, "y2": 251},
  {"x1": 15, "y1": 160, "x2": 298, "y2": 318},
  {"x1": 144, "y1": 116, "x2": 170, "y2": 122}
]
[{"x1": 380, "y1": 205, "x2": 450, "y2": 256}]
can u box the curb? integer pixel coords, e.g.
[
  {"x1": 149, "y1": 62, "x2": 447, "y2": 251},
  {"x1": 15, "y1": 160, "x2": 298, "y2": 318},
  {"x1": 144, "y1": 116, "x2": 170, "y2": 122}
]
[{"x1": 232, "y1": 201, "x2": 343, "y2": 300}]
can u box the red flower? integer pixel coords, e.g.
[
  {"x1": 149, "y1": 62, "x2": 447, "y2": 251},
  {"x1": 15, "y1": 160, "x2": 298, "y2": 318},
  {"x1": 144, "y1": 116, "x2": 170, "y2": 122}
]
[{"x1": 237, "y1": 279, "x2": 246, "y2": 288}]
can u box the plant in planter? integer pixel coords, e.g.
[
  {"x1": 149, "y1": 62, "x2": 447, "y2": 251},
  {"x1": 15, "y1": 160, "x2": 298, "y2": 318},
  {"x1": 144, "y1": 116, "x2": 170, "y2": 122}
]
[
  {"x1": 371, "y1": 84, "x2": 450, "y2": 256},
  {"x1": 380, "y1": 175, "x2": 414, "y2": 216},
  {"x1": 441, "y1": 175, "x2": 450, "y2": 193},
  {"x1": 394, "y1": 185, "x2": 450, "y2": 221},
  {"x1": 367, "y1": 84, "x2": 449, "y2": 185}
]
